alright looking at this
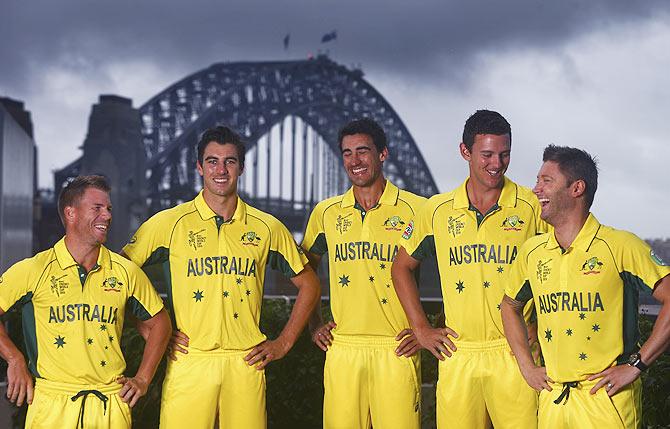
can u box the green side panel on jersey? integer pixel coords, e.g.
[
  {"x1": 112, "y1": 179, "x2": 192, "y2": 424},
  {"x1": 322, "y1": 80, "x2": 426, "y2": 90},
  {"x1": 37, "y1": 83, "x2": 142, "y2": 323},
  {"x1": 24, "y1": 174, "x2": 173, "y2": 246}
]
[
  {"x1": 309, "y1": 233, "x2": 328, "y2": 256},
  {"x1": 19, "y1": 293, "x2": 40, "y2": 377},
  {"x1": 411, "y1": 235, "x2": 436, "y2": 261},
  {"x1": 268, "y1": 249, "x2": 298, "y2": 278},
  {"x1": 617, "y1": 271, "x2": 650, "y2": 364}
]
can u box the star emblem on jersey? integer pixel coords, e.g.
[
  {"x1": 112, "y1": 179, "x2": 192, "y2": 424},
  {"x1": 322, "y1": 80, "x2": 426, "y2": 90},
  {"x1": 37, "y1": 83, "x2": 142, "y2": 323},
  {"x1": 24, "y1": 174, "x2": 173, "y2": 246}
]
[
  {"x1": 447, "y1": 214, "x2": 465, "y2": 238},
  {"x1": 497, "y1": 266, "x2": 504, "y2": 273},
  {"x1": 233, "y1": 312, "x2": 239, "y2": 319},
  {"x1": 102, "y1": 276, "x2": 123, "y2": 292},
  {"x1": 383, "y1": 215, "x2": 405, "y2": 231},
  {"x1": 455, "y1": 280, "x2": 465, "y2": 293},
  {"x1": 245, "y1": 289, "x2": 251, "y2": 296},
  {"x1": 223, "y1": 291, "x2": 229, "y2": 298},
  {"x1": 87, "y1": 338, "x2": 93, "y2": 345},
  {"x1": 592, "y1": 324, "x2": 600, "y2": 332},
  {"x1": 240, "y1": 231, "x2": 261, "y2": 246},
  {"x1": 501, "y1": 215, "x2": 525, "y2": 231},
  {"x1": 335, "y1": 213, "x2": 353, "y2": 235},
  {"x1": 379, "y1": 263, "x2": 386, "y2": 270},
  {"x1": 544, "y1": 329, "x2": 552, "y2": 342},
  {"x1": 188, "y1": 229, "x2": 206, "y2": 250},
  {"x1": 579, "y1": 313, "x2": 586, "y2": 320},
  {"x1": 338, "y1": 275, "x2": 350, "y2": 287},
  {"x1": 536, "y1": 259, "x2": 552, "y2": 284},
  {"x1": 193, "y1": 290, "x2": 204, "y2": 302},
  {"x1": 579, "y1": 353, "x2": 587, "y2": 360},
  {"x1": 100, "y1": 360, "x2": 107, "y2": 367},
  {"x1": 369, "y1": 276, "x2": 375, "y2": 282},
  {"x1": 54, "y1": 335, "x2": 66, "y2": 348},
  {"x1": 49, "y1": 274, "x2": 69, "y2": 297},
  {"x1": 566, "y1": 329, "x2": 573, "y2": 336},
  {"x1": 236, "y1": 277, "x2": 243, "y2": 285},
  {"x1": 581, "y1": 257, "x2": 603, "y2": 275},
  {"x1": 483, "y1": 281, "x2": 490, "y2": 289},
  {"x1": 108, "y1": 335, "x2": 114, "y2": 342},
  {"x1": 100, "y1": 324, "x2": 107, "y2": 331},
  {"x1": 381, "y1": 298, "x2": 388, "y2": 304}
]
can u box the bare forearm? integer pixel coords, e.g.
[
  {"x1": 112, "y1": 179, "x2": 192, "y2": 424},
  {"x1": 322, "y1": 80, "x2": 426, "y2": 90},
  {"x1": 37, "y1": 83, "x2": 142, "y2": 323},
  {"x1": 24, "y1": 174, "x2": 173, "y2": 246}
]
[
  {"x1": 639, "y1": 295, "x2": 670, "y2": 365},
  {"x1": 135, "y1": 309, "x2": 171, "y2": 382},
  {"x1": 501, "y1": 296, "x2": 535, "y2": 371},
  {"x1": 0, "y1": 316, "x2": 25, "y2": 364},
  {"x1": 281, "y1": 270, "x2": 320, "y2": 346},
  {"x1": 391, "y1": 257, "x2": 430, "y2": 330}
]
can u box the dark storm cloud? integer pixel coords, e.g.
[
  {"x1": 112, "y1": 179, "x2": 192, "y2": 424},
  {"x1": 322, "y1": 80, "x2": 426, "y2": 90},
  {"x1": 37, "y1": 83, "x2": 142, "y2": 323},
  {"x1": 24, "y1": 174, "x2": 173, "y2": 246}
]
[{"x1": 2, "y1": 0, "x2": 669, "y2": 96}]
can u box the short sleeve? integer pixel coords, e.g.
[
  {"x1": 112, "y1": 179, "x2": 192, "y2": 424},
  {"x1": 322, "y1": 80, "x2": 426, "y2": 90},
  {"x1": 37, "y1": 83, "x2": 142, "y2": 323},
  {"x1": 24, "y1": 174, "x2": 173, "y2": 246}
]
[
  {"x1": 400, "y1": 201, "x2": 436, "y2": 261},
  {"x1": 123, "y1": 213, "x2": 170, "y2": 267},
  {"x1": 125, "y1": 262, "x2": 164, "y2": 320},
  {"x1": 269, "y1": 221, "x2": 309, "y2": 278},
  {"x1": 616, "y1": 233, "x2": 670, "y2": 293},
  {"x1": 302, "y1": 202, "x2": 328, "y2": 256},
  {"x1": 506, "y1": 243, "x2": 534, "y2": 303},
  {"x1": 0, "y1": 258, "x2": 38, "y2": 312}
]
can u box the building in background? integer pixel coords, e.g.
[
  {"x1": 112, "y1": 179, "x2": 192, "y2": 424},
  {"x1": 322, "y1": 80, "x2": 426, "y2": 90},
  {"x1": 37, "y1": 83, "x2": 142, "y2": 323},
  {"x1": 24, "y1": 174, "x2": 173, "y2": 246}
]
[{"x1": 0, "y1": 97, "x2": 36, "y2": 272}]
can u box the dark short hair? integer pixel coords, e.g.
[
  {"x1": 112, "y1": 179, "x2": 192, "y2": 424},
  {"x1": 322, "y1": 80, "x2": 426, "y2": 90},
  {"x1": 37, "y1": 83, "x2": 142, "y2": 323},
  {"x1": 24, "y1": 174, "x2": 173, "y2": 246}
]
[
  {"x1": 542, "y1": 145, "x2": 599, "y2": 210},
  {"x1": 462, "y1": 110, "x2": 512, "y2": 151},
  {"x1": 337, "y1": 118, "x2": 388, "y2": 153},
  {"x1": 58, "y1": 175, "x2": 111, "y2": 226},
  {"x1": 197, "y1": 126, "x2": 246, "y2": 169}
]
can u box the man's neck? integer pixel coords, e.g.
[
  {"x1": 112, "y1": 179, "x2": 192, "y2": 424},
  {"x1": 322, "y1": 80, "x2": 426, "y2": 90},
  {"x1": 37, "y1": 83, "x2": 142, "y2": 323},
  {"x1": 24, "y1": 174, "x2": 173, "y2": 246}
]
[
  {"x1": 64, "y1": 235, "x2": 100, "y2": 272},
  {"x1": 552, "y1": 210, "x2": 590, "y2": 250},
  {"x1": 202, "y1": 190, "x2": 238, "y2": 220},
  {"x1": 353, "y1": 178, "x2": 386, "y2": 211},
  {"x1": 466, "y1": 178, "x2": 503, "y2": 214}
]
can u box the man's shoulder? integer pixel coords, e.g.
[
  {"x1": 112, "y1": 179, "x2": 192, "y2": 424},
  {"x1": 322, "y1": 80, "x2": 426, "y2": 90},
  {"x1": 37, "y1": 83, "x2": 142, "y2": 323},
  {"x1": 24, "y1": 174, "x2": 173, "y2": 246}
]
[
  {"x1": 397, "y1": 188, "x2": 428, "y2": 209},
  {"x1": 9, "y1": 248, "x2": 56, "y2": 274},
  {"x1": 424, "y1": 191, "x2": 457, "y2": 211},
  {"x1": 143, "y1": 200, "x2": 198, "y2": 227},
  {"x1": 594, "y1": 224, "x2": 643, "y2": 248},
  {"x1": 313, "y1": 194, "x2": 345, "y2": 213}
]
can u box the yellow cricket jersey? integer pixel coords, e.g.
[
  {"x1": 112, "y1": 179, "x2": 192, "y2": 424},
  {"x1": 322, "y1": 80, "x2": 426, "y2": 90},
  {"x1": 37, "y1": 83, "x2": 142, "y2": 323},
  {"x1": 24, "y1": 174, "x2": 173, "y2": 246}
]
[
  {"x1": 123, "y1": 192, "x2": 308, "y2": 352},
  {"x1": 400, "y1": 177, "x2": 547, "y2": 342},
  {"x1": 302, "y1": 180, "x2": 426, "y2": 337},
  {"x1": 0, "y1": 238, "x2": 164, "y2": 385},
  {"x1": 506, "y1": 214, "x2": 670, "y2": 383}
]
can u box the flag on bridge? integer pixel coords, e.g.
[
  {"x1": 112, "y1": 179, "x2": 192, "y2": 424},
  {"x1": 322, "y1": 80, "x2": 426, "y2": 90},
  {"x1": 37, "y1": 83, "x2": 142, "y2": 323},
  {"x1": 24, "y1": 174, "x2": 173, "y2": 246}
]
[
  {"x1": 283, "y1": 33, "x2": 290, "y2": 50},
  {"x1": 321, "y1": 30, "x2": 337, "y2": 43}
]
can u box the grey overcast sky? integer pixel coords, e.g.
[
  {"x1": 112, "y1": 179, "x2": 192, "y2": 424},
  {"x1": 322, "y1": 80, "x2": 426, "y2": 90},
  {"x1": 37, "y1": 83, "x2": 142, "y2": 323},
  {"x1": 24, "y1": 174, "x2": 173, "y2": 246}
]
[{"x1": 1, "y1": 0, "x2": 669, "y2": 238}]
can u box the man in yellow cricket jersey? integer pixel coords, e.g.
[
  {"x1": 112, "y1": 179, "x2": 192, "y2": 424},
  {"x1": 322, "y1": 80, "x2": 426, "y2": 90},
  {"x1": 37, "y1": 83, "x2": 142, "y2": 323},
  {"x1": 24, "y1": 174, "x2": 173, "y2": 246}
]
[
  {"x1": 392, "y1": 110, "x2": 545, "y2": 428},
  {"x1": 123, "y1": 126, "x2": 320, "y2": 428},
  {"x1": 0, "y1": 175, "x2": 170, "y2": 428},
  {"x1": 502, "y1": 145, "x2": 670, "y2": 428},
  {"x1": 302, "y1": 118, "x2": 426, "y2": 429}
]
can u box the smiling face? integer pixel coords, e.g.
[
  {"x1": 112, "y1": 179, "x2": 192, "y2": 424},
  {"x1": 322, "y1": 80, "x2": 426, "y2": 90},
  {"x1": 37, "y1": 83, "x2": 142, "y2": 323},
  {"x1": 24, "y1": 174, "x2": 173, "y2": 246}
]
[
  {"x1": 341, "y1": 133, "x2": 388, "y2": 188},
  {"x1": 197, "y1": 141, "x2": 242, "y2": 200},
  {"x1": 533, "y1": 160, "x2": 576, "y2": 225},
  {"x1": 66, "y1": 187, "x2": 112, "y2": 245},
  {"x1": 460, "y1": 133, "x2": 511, "y2": 191}
]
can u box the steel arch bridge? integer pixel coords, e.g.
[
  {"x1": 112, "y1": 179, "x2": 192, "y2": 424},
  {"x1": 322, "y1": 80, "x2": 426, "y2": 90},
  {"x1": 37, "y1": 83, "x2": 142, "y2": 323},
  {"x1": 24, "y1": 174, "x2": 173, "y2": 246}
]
[{"x1": 62, "y1": 56, "x2": 439, "y2": 231}]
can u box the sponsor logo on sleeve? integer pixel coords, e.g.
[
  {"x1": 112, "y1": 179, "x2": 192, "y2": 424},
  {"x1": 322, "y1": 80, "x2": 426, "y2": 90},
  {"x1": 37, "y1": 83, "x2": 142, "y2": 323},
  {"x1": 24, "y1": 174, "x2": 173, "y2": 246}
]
[{"x1": 402, "y1": 220, "x2": 414, "y2": 240}]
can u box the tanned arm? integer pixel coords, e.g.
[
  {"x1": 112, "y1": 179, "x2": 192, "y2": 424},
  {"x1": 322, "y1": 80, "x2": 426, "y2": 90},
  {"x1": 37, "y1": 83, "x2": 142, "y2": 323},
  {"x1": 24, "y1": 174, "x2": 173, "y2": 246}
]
[{"x1": 244, "y1": 265, "x2": 321, "y2": 369}]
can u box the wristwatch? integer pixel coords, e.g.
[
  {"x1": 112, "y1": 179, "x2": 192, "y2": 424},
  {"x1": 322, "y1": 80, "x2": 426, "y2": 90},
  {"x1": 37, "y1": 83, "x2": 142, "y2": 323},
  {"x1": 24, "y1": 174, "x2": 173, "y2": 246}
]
[{"x1": 627, "y1": 352, "x2": 648, "y2": 372}]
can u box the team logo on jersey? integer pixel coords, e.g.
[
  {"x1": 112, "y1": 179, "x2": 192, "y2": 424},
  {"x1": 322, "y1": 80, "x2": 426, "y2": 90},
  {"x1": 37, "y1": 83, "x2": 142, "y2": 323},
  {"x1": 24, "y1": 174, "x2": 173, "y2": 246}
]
[
  {"x1": 383, "y1": 215, "x2": 406, "y2": 231},
  {"x1": 581, "y1": 257, "x2": 603, "y2": 275},
  {"x1": 50, "y1": 275, "x2": 69, "y2": 297},
  {"x1": 102, "y1": 276, "x2": 123, "y2": 292},
  {"x1": 501, "y1": 215, "x2": 525, "y2": 231},
  {"x1": 335, "y1": 213, "x2": 353, "y2": 235},
  {"x1": 536, "y1": 259, "x2": 552, "y2": 283},
  {"x1": 447, "y1": 214, "x2": 465, "y2": 238},
  {"x1": 188, "y1": 229, "x2": 206, "y2": 250},
  {"x1": 402, "y1": 221, "x2": 414, "y2": 240},
  {"x1": 651, "y1": 250, "x2": 668, "y2": 266},
  {"x1": 240, "y1": 231, "x2": 261, "y2": 246}
]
